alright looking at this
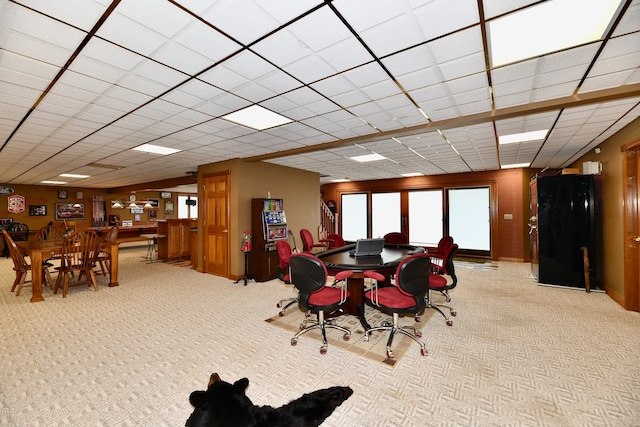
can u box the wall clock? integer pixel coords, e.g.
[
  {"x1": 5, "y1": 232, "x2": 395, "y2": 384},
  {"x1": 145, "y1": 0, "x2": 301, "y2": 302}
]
[{"x1": 7, "y1": 194, "x2": 25, "y2": 213}]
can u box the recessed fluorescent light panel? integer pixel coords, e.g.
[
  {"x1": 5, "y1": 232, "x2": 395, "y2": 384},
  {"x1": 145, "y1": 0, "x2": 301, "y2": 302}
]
[
  {"x1": 41, "y1": 180, "x2": 67, "y2": 185},
  {"x1": 499, "y1": 130, "x2": 548, "y2": 145},
  {"x1": 488, "y1": 0, "x2": 622, "y2": 67},
  {"x1": 501, "y1": 162, "x2": 531, "y2": 169},
  {"x1": 59, "y1": 173, "x2": 90, "y2": 179},
  {"x1": 401, "y1": 172, "x2": 423, "y2": 177},
  {"x1": 132, "y1": 144, "x2": 181, "y2": 155},
  {"x1": 331, "y1": 178, "x2": 351, "y2": 182},
  {"x1": 350, "y1": 153, "x2": 387, "y2": 162},
  {"x1": 222, "y1": 105, "x2": 292, "y2": 130}
]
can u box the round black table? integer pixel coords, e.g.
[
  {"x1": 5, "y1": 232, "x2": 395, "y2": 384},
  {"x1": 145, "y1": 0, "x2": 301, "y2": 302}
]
[{"x1": 317, "y1": 243, "x2": 425, "y2": 329}]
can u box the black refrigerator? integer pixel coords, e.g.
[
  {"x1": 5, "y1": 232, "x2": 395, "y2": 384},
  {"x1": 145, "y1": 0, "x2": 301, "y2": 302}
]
[{"x1": 530, "y1": 174, "x2": 600, "y2": 289}]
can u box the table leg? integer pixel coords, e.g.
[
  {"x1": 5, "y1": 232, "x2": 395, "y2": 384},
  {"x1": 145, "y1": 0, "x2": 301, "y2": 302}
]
[
  {"x1": 345, "y1": 276, "x2": 371, "y2": 330},
  {"x1": 108, "y1": 243, "x2": 120, "y2": 287},
  {"x1": 30, "y1": 250, "x2": 44, "y2": 303}
]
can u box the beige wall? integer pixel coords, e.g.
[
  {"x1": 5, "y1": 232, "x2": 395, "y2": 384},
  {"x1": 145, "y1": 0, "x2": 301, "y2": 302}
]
[
  {"x1": 198, "y1": 159, "x2": 320, "y2": 278},
  {"x1": 570, "y1": 116, "x2": 640, "y2": 304}
]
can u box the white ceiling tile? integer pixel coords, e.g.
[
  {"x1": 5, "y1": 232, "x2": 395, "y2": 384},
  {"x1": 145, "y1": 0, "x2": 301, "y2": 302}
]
[
  {"x1": 612, "y1": 0, "x2": 640, "y2": 36},
  {"x1": 482, "y1": 0, "x2": 540, "y2": 19},
  {"x1": 200, "y1": 0, "x2": 280, "y2": 45},
  {"x1": 95, "y1": 12, "x2": 168, "y2": 57},
  {"x1": 0, "y1": 0, "x2": 636, "y2": 187}
]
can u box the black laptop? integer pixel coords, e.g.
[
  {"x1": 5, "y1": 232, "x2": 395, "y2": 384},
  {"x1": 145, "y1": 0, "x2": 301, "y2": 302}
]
[{"x1": 351, "y1": 238, "x2": 385, "y2": 257}]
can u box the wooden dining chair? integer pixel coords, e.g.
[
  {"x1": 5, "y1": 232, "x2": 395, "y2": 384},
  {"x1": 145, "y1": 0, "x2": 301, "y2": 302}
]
[
  {"x1": 36, "y1": 224, "x2": 65, "y2": 241},
  {"x1": 96, "y1": 226, "x2": 119, "y2": 276},
  {"x1": 2, "y1": 222, "x2": 29, "y2": 258},
  {"x1": 1, "y1": 229, "x2": 54, "y2": 296},
  {"x1": 53, "y1": 229, "x2": 101, "y2": 298}
]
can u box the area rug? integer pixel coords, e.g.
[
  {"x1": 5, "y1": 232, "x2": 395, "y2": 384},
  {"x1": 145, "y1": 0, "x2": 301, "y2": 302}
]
[
  {"x1": 265, "y1": 303, "x2": 435, "y2": 367},
  {"x1": 454, "y1": 259, "x2": 498, "y2": 270}
]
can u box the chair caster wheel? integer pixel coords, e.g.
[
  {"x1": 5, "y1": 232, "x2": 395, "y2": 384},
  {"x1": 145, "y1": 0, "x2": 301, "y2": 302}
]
[
  {"x1": 420, "y1": 348, "x2": 428, "y2": 356},
  {"x1": 414, "y1": 316, "x2": 421, "y2": 323},
  {"x1": 320, "y1": 347, "x2": 327, "y2": 355},
  {"x1": 363, "y1": 334, "x2": 370, "y2": 342},
  {"x1": 276, "y1": 302, "x2": 282, "y2": 308},
  {"x1": 451, "y1": 311, "x2": 457, "y2": 317},
  {"x1": 299, "y1": 324, "x2": 305, "y2": 331},
  {"x1": 343, "y1": 334, "x2": 350, "y2": 341},
  {"x1": 278, "y1": 311, "x2": 285, "y2": 317},
  {"x1": 446, "y1": 320, "x2": 453, "y2": 326},
  {"x1": 291, "y1": 339, "x2": 297, "y2": 346},
  {"x1": 386, "y1": 349, "x2": 394, "y2": 359},
  {"x1": 415, "y1": 331, "x2": 422, "y2": 338}
]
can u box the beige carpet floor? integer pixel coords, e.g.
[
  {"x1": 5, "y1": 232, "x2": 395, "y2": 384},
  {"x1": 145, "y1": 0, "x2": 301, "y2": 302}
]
[{"x1": 1, "y1": 246, "x2": 639, "y2": 426}]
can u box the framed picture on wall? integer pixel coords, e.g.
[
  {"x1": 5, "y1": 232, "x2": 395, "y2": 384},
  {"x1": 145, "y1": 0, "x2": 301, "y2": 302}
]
[
  {"x1": 55, "y1": 202, "x2": 84, "y2": 220},
  {"x1": 161, "y1": 192, "x2": 171, "y2": 199},
  {"x1": 147, "y1": 198, "x2": 159, "y2": 208},
  {"x1": 29, "y1": 205, "x2": 47, "y2": 216},
  {"x1": 164, "y1": 201, "x2": 174, "y2": 214},
  {"x1": 58, "y1": 189, "x2": 68, "y2": 199},
  {"x1": 149, "y1": 209, "x2": 157, "y2": 221}
]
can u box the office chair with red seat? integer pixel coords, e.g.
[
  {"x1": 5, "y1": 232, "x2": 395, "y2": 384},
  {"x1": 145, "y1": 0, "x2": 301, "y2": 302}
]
[
  {"x1": 430, "y1": 235, "x2": 454, "y2": 273},
  {"x1": 324, "y1": 233, "x2": 346, "y2": 249},
  {"x1": 383, "y1": 232, "x2": 408, "y2": 244},
  {"x1": 299, "y1": 228, "x2": 330, "y2": 253},
  {"x1": 427, "y1": 243, "x2": 459, "y2": 326},
  {"x1": 275, "y1": 239, "x2": 297, "y2": 316},
  {"x1": 363, "y1": 253, "x2": 430, "y2": 359},
  {"x1": 289, "y1": 252, "x2": 352, "y2": 354}
]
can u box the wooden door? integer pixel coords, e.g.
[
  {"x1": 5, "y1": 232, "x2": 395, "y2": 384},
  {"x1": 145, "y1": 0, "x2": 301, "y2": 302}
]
[
  {"x1": 622, "y1": 142, "x2": 640, "y2": 311},
  {"x1": 204, "y1": 172, "x2": 230, "y2": 277}
]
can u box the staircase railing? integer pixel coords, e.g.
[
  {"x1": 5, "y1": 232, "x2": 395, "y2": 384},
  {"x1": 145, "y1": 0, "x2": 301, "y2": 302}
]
[{"x1": 319, "y1": 199, "x2": 338, "y2": 239}]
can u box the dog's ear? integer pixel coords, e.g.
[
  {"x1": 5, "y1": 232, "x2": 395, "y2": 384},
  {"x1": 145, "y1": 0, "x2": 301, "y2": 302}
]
[
  {"x1": 189, "y1": 390, "x2": 207, "y2": 408},
  {"x1": 233, "y1": 378, "x2": 249, "y2": 392}
]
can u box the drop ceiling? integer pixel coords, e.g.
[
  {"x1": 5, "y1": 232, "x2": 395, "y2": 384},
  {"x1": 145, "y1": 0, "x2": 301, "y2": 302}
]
[{"x1": 0, "y1": 0, "x2": 639, "y2": 189}]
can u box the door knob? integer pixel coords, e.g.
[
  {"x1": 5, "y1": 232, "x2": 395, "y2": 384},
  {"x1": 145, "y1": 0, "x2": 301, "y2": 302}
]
[{"x1": 633, "y1": 236, "x2": 640, "y2": 242}]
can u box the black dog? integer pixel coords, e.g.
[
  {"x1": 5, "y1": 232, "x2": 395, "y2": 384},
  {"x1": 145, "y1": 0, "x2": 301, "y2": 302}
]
[{"x1": 186, "y1": 373, "x2": 353, "y2": 427}]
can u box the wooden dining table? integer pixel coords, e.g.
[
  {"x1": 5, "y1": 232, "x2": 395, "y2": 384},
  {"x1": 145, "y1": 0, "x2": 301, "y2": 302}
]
[{"x1": 16, "y1": 239, "x2": 120, "y2": 303}]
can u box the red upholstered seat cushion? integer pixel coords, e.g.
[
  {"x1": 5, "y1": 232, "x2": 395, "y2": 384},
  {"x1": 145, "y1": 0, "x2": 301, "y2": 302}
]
[
  {"x1": 429, "y1": 273, "x2": 447, "y2": 289},
  {"x1": 365, "y1": 287, "x2": 415, "y2": 309},
  {"x1": 334, "y1": 270, "x2": 353, "y2": 281},
  {"x1": 363, "y1": 270, "x2": 385, "y2": 281},
  {"x1": 308, "y1": 286, "x2": 350, "y2": 306}
]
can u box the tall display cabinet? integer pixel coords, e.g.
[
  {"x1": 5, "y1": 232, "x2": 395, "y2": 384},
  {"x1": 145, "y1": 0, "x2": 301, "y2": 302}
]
[{"x1": 248, "y1": 198, "x2": 288, "y2": 281}]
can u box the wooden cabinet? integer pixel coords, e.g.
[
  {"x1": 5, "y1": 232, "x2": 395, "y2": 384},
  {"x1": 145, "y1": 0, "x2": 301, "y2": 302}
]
[
  {"x1": 157, "y1": 219, "x2": 196, "y2": 260},
  {"x1": 248, "y1": 250, "x2": 279, "y2": 282}
]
